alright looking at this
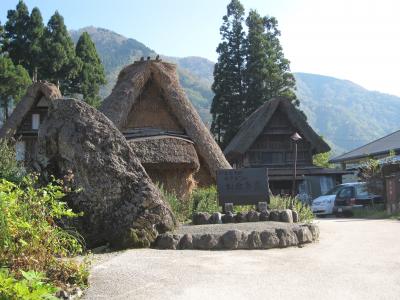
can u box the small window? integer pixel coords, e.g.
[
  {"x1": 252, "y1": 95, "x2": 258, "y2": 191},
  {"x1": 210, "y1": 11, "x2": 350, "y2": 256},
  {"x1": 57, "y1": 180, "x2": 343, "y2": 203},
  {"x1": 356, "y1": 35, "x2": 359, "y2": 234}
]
[
  {"x1": 338, "y1": 187, "x2": 354, "y2": 198},
  {"x1": 355, "y1": 184, "x2": 369, "y2": 196},
  {"x1": 15, "y1": 141, "x2": 26, "y2": 161},
  {"x1": 32, "y1": 114, "x2": 40, "y2": 130}
]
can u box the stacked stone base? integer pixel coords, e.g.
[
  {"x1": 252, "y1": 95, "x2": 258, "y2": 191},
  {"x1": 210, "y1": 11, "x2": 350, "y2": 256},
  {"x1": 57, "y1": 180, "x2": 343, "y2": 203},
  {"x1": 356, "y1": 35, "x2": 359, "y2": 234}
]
[{"x1": 154, "y1": 223, "x2": 319, "y2": 250}]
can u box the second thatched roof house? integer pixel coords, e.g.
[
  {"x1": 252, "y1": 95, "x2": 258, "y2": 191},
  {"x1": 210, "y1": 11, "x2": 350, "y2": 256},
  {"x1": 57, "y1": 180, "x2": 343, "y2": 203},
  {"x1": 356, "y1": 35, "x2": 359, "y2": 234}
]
[
  {"x1": 0, "y1": 81, "x2": 61, "y2": 169},
  {"x1": 100, "y1": 60, "x2": 230, "y2": 199},
  {"x1": 224, "y1": 97, "x2": 349, "y2": 200}
]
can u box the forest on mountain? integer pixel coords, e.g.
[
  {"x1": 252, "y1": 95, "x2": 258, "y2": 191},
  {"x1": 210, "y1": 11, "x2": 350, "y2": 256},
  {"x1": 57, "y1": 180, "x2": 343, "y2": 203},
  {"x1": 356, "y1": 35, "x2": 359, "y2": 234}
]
[{"x1": 2, "y1": 1, "x2": 400, "y2": 154}]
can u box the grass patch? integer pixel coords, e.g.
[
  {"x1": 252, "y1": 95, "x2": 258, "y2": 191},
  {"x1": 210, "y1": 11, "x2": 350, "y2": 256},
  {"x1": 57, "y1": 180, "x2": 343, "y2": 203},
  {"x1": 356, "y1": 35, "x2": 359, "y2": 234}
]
[
  {"x1": 269, "y1": 195, "x2": 314, "y2": 223},
  {"x1": 352, "y1": 206, "x2": 400, "y2": 219},
  {"x1": 161, "y1": 184, "x2": 314, "y2": 223}
]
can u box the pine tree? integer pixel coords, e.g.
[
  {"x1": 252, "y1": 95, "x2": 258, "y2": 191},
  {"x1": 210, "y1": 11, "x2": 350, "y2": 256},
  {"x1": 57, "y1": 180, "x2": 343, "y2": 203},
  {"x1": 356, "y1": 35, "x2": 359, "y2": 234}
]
[
  {"x1": 211, "y1": 0, "x2": 246, "y2": 148},
  {"x1": 262, "y1": 16, "x2": 297, "y2": 105},
  {"x1": 27, "y1": 7, "x2": 45, "y2": 79},
  {"x1": 0, "y1": 21, "x2": 4, "y2": 54},
  {"x1": 244, "y1": 12, "x2": 297, "y2": 115},
  {"x1": 41, "y1": 11, "x2": 81, "y2": 93},
  {"x1": 3, "y1": 2, "x2": 45, "y2": 78},
  {"x1": 71, "y1": 32, "x2": 106, "y2": 107},
  {"x1": 244, "y1": 10, "x2": 269, "y2": 115},
  {"x1": 0, "y1": 56, "x2": 31, "y2": 121},
  {"x1": 3, "y1": 0, "x2": 30, "y2": 67}
]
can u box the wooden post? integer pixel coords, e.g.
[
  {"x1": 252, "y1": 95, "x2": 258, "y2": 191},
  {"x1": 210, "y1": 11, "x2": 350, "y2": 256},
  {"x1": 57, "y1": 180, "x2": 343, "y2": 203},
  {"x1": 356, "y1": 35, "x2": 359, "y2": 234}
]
[{"x1": 292, "y1": 142, "x2": 298, "y2": 198}]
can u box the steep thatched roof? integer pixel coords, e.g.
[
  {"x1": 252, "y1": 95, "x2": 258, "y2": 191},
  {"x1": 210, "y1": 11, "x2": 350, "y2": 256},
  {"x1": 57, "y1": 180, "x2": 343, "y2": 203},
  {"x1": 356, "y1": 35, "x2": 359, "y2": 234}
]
[
  {"x1": 224, "y1": 97, "x2": 330, "y2": 160},
  {"x1": 0, "y1": 81, "x2": 62, "y2": 139},
  {"x1": 100, "y1": 60, "x2": 231, "y2": 179},
  {"x1": 127, "y1": 135, "x2": 200, "y2": 170}
]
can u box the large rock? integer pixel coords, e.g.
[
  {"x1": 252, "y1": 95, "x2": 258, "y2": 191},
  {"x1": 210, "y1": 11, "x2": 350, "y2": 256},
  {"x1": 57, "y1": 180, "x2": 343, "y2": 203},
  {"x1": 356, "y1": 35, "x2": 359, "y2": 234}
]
[
  {"x1": 260, "y1": 230, "x2": 280, "y2": 249},
  {"x1": 221, "y1": 230, "x2": 242, "y2": 249},
  {"x1": 209, "y1": 212, "x2": 222, "y2": 224},
  {"x1": 155, "y1": 233, "x2": 181, "y2": 249},
  {"x1": 192, "y1": 212, "x2": 210, "y2": 225},
  {"x1": 178, "y1": 234, "x2": 193, "y2": 249},
  {"x1": 280, "y1": 209, "x2": 293, "y2": 223},
  {"x1": 269, "y1": 210, "x2": 280, "y2": 222},
  {"x1": 248, "y1": 231, "x2": 262, "y2": 249},
  {"x1": 37, "y1": 99, "x2": 175, "y2": 248},
  {"x1": 293, "y1": 226, "x2": 313, "y2": 243},
  {"x1": 247, "y1": 211, "x2": 260, "y2": 222},
  {"x1": 235, "y1": 212, "x2": 247, "y2": 223},
  {"x1": 276, "y1": 228, "x2": 299, "y2": 247},
  {"x1": 259, "y1": 211, "x2": 270, "y2": 221},
  {"x1": 193, "y1": 234, "x2": 219, "y2": 249},
  {"x1": 221, "y1": 212, "x2": 235, "y2": 223}
]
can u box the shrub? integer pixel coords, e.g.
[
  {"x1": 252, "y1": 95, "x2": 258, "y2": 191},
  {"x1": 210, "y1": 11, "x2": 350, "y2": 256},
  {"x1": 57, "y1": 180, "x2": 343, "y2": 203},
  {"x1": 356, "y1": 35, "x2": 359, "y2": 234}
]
[
  {"x1": 191, "y1": 186, "x2": 219, "y2": 214},
  {"x1": 0, "y1": 268, "x2": 58, "y2": 300},
  {"x1": 160, "y1": 184, "x2": 314, "y2": 223},
  {"x1": 269, "y1": 195, "x2": 314, "y2": 222},
  {"x1": 0, "y1": 175, "x2": 87, "y2": 289},
  {"x1": 159, "y1": 185, "x2": 193, "y2": 223},
  {"x1": 0, "y1": 139, "x2": 25, "y2": 183}
]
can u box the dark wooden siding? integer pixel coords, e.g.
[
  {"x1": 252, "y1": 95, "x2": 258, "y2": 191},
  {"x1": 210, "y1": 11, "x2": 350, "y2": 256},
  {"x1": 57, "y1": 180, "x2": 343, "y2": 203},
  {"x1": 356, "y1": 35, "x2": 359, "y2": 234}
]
[
  {"x1": 239, "y1": 108, "x2": 313, "y2": 168},
  {"x1": 16, "y1": 108, "x2": 48, "y2": 135}
]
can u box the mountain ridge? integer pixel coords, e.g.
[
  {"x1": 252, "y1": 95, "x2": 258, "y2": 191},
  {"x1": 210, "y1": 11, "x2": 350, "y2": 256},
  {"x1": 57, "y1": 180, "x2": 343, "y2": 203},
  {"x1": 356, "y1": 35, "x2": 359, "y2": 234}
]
[{"x1": 70, "y1": 26, "x2": 400, "y2": 154}]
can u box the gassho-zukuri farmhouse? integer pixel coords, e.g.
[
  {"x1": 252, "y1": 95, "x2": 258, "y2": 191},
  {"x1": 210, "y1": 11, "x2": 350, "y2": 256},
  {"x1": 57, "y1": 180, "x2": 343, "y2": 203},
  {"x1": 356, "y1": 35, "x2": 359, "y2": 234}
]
[{"x1": 0, "y1": 59, "x2": 326, "y2": 250}]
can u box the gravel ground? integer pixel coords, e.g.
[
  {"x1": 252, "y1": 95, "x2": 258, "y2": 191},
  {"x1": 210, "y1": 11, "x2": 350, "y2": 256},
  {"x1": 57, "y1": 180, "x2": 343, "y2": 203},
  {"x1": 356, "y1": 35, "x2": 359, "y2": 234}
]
[{"x1": 84, "y1": 218, "x2": 400, "y2": 300}]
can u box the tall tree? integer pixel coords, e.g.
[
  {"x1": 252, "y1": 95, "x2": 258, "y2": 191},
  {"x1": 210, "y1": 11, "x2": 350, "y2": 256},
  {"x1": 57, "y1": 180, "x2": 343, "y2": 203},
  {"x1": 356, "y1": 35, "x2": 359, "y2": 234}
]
[
  {"x1": 0, "y1": 56, "x2": 31, "y2": 121},
  {"x1": 262, "y1": 16, "x2": 297, "y2": 105},
  {"x1": 244, "y1": 12, "x2": 297, "y2": 115},
  {"x1": 3, "y1": 2, "x2": 45, "y2": 78},
  {"x1": 71, "y1": 32, "x2": 106, "y2": 107},
  {"x1": 41, "y1": 11, "x2": 81, "y2": 93},
  {"x1": 211, "y1": 0, "x2": 246, "y2": 148},
  {"x1": 3, "y1": 0, "x2": 30, "y2": 66},
  {"x1": 244, "y1": 10, "x2": 269, "y2": 116},
  {"x1": 0, "y1": 21, "x2": 4, "y2": 54},
  {"x1": 26, "y1": 7, "x2": 45, "y2": 79}
]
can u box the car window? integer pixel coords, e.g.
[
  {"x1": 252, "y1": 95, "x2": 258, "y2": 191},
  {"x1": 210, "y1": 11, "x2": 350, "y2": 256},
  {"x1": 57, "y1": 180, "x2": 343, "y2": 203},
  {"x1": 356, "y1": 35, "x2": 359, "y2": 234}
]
[
  {"x1": 337, "y1": 187, "x2": 353, "y2": 198},
  {"x1": 324, "y1": 185, "x2": 343, "y2": 196},
  {"x1": 355, "y1": 184, "x2": 369, "y2": 196}
]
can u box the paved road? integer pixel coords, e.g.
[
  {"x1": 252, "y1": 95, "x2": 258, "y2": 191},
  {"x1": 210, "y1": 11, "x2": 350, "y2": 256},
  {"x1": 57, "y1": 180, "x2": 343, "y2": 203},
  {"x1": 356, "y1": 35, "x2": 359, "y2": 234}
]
[{"x1": 84, "y1": 218, "x2": 400, "y2": 300}]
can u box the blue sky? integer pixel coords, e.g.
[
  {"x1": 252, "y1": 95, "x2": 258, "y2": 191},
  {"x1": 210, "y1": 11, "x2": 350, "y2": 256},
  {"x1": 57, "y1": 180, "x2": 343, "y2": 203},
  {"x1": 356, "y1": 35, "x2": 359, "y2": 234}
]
[{"x1": 1, "y1": 0, "x2": 400, "y2": 96}]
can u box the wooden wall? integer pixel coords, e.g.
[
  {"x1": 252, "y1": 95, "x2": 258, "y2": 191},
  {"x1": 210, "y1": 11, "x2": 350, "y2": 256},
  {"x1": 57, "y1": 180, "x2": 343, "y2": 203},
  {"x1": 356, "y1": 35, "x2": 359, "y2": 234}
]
[{"x1": 237, "y1": 109, "x2": 313, "y2": 168}]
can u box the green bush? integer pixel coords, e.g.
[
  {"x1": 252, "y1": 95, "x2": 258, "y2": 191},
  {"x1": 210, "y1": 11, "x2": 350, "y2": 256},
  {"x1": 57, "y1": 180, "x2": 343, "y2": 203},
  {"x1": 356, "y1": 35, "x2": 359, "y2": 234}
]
[
  {"x1": 191, "y1": 186, "x2": 219, "y2": 214},
  {"x1": 0, "y1": 139, "x2": 25, "y2": 183},
  {"x1": 269, "y1": 195, "x2": 314, "y2": 223},
  {"x1": 159, "y1": 185, "x2": 193, "y2": 223},
  {"x1": 0, "y1": 175, "x2": 87, "y2": 290},
  {"x1": 160, "y1": 184, "x2": 314, "y2": 224},
  {"x1": 0, "y1": 268, "x2": 58, "y2": 300}
]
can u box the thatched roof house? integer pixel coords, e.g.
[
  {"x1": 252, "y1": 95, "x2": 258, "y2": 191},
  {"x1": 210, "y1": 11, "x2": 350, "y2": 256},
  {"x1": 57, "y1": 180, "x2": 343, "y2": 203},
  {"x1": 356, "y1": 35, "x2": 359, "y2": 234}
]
[
  {"x1": 224, "y1": 97, "x2": 348, "y2": 199},
  {"x1": 100, "y1": 60, "x2": 230, "y2": 198},
  {"x1": 0, "y1": 82, "x2": 61, "y2": 168},
  {"x1": 225, "y1": 97, "x2": 330, "y2": 161}
]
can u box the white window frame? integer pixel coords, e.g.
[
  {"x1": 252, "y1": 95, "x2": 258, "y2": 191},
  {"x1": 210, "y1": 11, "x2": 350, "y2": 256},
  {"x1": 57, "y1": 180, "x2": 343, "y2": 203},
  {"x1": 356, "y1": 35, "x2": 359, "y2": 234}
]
[{"x1": 32, "y1": 113, "x2": 40, "y2": 130}]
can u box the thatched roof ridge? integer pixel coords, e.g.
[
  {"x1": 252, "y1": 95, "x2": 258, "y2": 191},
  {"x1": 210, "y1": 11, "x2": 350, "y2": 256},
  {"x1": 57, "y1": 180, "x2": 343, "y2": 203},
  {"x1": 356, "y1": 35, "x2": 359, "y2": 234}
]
[
  {"x1": 0, "y1": 81, "x2": 62, "y2": 139},
  {"x1": 100, "y1": 60, "x2": 231, "y2": 179},
  {"x1": 224, "y1": 97, "x2": 330, "y2": 160},
  {"x1": 128, "y1": 136, "x2": 200, "y2": 170}
]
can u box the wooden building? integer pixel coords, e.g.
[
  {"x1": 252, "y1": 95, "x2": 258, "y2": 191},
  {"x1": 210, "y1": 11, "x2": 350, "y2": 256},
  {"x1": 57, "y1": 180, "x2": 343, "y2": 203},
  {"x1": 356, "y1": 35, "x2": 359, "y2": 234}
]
[
  {"x1": 0, "y1": 82, "x2": 62, "y2": 169},
  {"x1": 100, "y1": 60, "x2": 231, "y2": 199},
  {"x1": 224, "y1": 97, "x2": 348, "y2": 199}
]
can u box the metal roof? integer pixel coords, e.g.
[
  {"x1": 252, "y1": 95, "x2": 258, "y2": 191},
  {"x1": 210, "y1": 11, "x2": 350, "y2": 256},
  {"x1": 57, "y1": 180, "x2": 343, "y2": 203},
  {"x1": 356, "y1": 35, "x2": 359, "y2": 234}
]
[{"x1": 330, "y1": 129, "x2": 400, "y2": 163}]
